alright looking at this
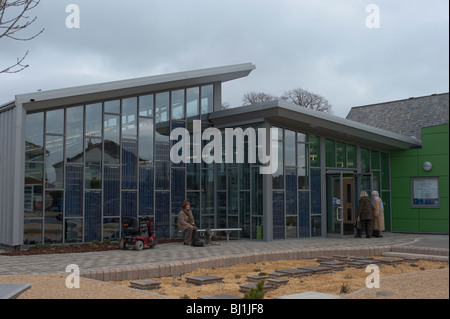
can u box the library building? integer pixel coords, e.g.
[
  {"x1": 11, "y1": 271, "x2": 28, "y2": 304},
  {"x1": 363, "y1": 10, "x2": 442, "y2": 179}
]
[{"x1": 0, "y1": 63, "x2": 448, "y2": 249}]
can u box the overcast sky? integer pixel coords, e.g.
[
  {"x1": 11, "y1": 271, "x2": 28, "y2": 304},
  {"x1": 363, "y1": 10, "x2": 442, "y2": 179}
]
[{"x1": 1, "y1": 0, "x2": 448, "y2": 117}]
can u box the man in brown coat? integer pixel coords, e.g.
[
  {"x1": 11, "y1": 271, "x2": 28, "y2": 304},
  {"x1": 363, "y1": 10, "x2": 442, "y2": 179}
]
[
  {"x1": 355, "y1": 191, "x2": 374, "y2": 238},
  {"x1": 177, "y1": 201, "x2": 197, "y2": 245}
]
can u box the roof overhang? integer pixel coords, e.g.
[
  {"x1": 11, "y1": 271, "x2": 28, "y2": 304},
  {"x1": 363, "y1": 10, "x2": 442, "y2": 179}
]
[
  {"x1": 210, "y1": 100, "x2": 422, "y2": 150},
  {"x1": 16, "y1": 63, "x2": 255, "y2": 112}
]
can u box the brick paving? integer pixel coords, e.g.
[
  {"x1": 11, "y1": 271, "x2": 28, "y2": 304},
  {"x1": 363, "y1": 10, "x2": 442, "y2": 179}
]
[{"x1": 0, "y1": 233, "x2": 447, "y2": 281}]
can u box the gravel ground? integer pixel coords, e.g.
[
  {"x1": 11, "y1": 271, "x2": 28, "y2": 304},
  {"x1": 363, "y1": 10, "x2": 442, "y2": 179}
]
[
  {"x1": 345, "y1": 268, "x2": 449, "y2": 299},
  {"x1": 2, "y1": 258, "x2": 446, "y2": 299}
]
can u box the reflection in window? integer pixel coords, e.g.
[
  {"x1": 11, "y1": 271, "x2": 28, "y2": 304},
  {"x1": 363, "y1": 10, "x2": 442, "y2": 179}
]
[
  {"x1": 309, "y1": 135, "x2": 320, "y2": 167},
  {"x1": 44, "y1": 190, "x2": 63, "y2": 244},
  {"x1": 360, "y1": 148, "x2": 370, "y2": 173},
  {"x1": 45, "y1": 135, "x2": 64, "y2": 189},
  {"x1": 122, "y1": 97, "x2": 137, "y2": 139},
  {"x1": 122, "y1": 141, "x2": 138, "y2": 189},
  {"x1": 272, "y1": 141, "x2": 284, "y2": 189},
  {"x1": 104, "y1": 114, "x2": 120, "y2": 164},
  {"x1": 285, "y1": 130, "x2": 296, "y2": 166},
  {"x1": 325, "y1": 139, "x2": 335, "y2": 167},
  {"x1": 25, "y1": 112, "x2": 44, "y2": 161},
  {"x1": 139, "y1": 94, "x2": 153, "y2": 117},
  {"x1": 139, "y1": 117, "x2": 154, "y2": 166},
  {"x1": 297, "y1": 142, "x2": 309, "y2": 189},
  {"x1": 201, "y1": 85, "x2": 214, "y2": 114},
  {"x1": 347, "y1": 145, "x2": 357, "y2": 168},
  {"x1": 336, "y1": 142, "x2": 346, "y2": 168},
  {"x1": 24, "y1": 219, "x2": 43, "y2": 244},
  {"x1": 66, "y1": 106, "x2": 84, "y2": 163},
  {"x1": 85, "y1": 138, "x2": 102, "y2": 189},
  {"x1": 186, "y1": 87, "x2": 199, "y2": 118},
  {"x1": 171, "y1": 89, "x2": 185, "y2": 120},
  {"x1": 103, "y1": 218, "x2": 120, "y2": 241},
  {"x1": 104, "y1": 99, "x2": 120, "y2": 114},
  {"x1": 155, "y1": 92, "x2": 169, "y2": 123},
  {"x1": 46, "y1": 109, "x2": 64, "y2": 135},
  {"x1": 85, "y1": 103, "x2": 102, "y2": 137},
  {"x1": 65, "y1": 218, "x2": 82, "y2": 243},
  {"x1": 24, "y1": 162, "x2": 44, "y2": 217}
]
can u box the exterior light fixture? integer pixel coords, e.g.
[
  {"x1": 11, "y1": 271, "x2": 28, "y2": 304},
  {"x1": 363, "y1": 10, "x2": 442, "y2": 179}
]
[{"x1": 422, "y1": 161, "x2": 433, "y2": 172}]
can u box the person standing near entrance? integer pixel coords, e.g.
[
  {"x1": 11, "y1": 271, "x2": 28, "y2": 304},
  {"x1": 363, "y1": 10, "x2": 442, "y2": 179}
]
[
  {"x1": 355, "y1": 191, "x2": 373, "y2": 238},
  {"x1": 371, "y1": 191, "x2": 385, "y2": 237},
  {"x1": 177, "y1": 201, "x2": 197, "y2": 245}
]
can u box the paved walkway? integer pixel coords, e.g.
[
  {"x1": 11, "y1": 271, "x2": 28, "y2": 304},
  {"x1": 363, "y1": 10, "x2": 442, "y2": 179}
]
[{"x1": 0, "y1": 233, "x2": 448, "y2": 280}]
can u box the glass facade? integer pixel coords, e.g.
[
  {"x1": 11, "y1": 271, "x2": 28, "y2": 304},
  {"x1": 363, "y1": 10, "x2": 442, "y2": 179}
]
[{"x1": 22, "y1": 81, "x2": 393, "y2": 244}]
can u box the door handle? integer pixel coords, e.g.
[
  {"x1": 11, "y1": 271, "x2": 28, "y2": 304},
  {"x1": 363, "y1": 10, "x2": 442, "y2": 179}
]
[{"x1": 336, "y1": 207, "x2": 343, "y2": 222}]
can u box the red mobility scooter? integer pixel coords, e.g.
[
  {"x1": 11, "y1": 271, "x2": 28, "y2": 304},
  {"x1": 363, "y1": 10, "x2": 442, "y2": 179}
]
[{"x1": 120, "y1": 216, "x2": 157, "y2": 251}]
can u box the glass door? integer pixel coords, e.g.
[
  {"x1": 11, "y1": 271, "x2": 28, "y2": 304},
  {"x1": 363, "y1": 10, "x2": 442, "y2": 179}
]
[
  {"x1": 327, "y1": 174, "x2": 343, "y2": 236},
  {"x1": 327, "y1": 173, "x2": 357, "y2": 237}
]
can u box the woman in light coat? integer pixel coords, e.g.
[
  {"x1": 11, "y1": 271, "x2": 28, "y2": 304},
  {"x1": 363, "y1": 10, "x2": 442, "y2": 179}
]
[{"x1": 371, "y1": 191, "x2": 385, "y2": 237}]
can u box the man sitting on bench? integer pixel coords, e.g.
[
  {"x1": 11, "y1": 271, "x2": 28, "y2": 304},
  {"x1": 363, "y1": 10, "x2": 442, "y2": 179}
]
[{"x1": 177, "y1": 201, "x2": 197, "y2": 246}]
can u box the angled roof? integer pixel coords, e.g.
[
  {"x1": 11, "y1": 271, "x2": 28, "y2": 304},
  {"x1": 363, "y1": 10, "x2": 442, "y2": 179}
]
[
  {"x1": 15, "y1": 63, "x2": 255, "y2": 112},
  {"x1": 209, "y1": 100, "x2": 422, "y2": 150},
  {"x1": 346, "y1": 93, "x2": 449, "y2": 140}
]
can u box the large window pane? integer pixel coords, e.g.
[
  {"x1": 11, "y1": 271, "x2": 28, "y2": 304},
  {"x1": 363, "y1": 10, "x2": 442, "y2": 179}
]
[
  {"x1": 46, "y1": 109, "x2": 64, "y2": 135},
  {"x1": 85, "y1": 138, "x2": 102, "y2": 189},
  {"x1": 325, "y1": 139, "x2": 335, "y2": 167},
  {"x1": 347, "y1": 144, "x2": 357, "y2": 168},
  {"x1": 186, "y1": 87, "x2": 199, "y2": 118},
  {"x1": 25, "y1": 112, "x2": 44, "y2": 161},
  {"x1": 139, "y1": 117, "x2": 154, "y2": 166},
  {"x1": 371, "y1": 150, "x2": 380, "y2": 170},
  {"x1": 66, "y1": 106, "x2": 84, "y2": 163},
  {"x1": 187, "y1": 163, "x2": 200, "y2": 190},
  {"x1": 65, "y1": 218, "x2": 82, "y2": 243},
  {"x1": 85, "y1": 191, "x2": 101, "y2": 242},
  {"x1": 104, "y1": 114, "x2": 120, "y2": 164},
  {"x1": 24, "y1": 163, "x2": 44, "y2": 217},
  {"x1": 309, "y1": 135, "x2": 320, "y2": 167},
  {"x1": 201, "y1": 85, "x2": 214, "y2": 114},
  {"x1": 360, "y1": 148, "x2": 370, "y2": 173},
  {"x1": 285, "y1": 130, "x2": 296, "y2": 166},
  {"x1": 336, "y1": 142, "x2": 346, "y2": 168},
  {"x1": 104, "y1": 99, "x2": 120, "y2": 114},
  {"x1": 104, "y1": 166, "x2": 120, "y2": 216},
  {"x1": 139, "y1": 167, "x2": 154, "y2": 216},
  {"x1": 44, "y1": 190, "x2": 63, "y2": 244},
  {"x1": 122, "y1": 97, "x2": 137, "y2": 139},
  {"x1": 272, "y1": 141, "x2": 284, "y2": 189},
  {"x1": 85, "y1": 103, "x2": 102, "y2": 137},
  {"x1": 45, "y1": 135, "x2": 64, "y2": 189},
  {"x1": 201, "y1": 169, "x2": 214, "y2": 215},
  {"x1": 103, "y1": 218, "x2": 120, "y2": 241},
  {"x1": 155, "y1": 92, "x2": 169, "y2": 124},
  {"x1": 171, "y1": 89, "x2": 185, "y2": 120},
  {"x1": 122, "y1": 141, "x2": 138, "y2": 189},
  {"x1": 381, "y1": 152, "x2": 390, "y2": 190},
  {"x1": 297, "y1": 142, "x2": 309, "y2": 190},
  {"x1": 24, "y1": 219, "x2": 42, "y2": 244},
  {"x1": 65, "y1": 165, "x2": 83, "y2": 217},
  {"x1": 139, "y1": 94, "x2": 153, "y2": 117}
]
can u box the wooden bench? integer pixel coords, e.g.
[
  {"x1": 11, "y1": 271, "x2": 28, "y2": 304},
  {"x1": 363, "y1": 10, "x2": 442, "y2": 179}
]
[{"x1": 179, "y1": 228, "x2": 242, "y2": 242}]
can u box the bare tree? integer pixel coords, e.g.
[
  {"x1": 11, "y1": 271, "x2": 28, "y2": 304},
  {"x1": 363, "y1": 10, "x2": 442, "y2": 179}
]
[
  {"x1": 0, "y1": 0, "x2": 44, "y2": 74},
  {"x1": 242, "y1": 91, "x2": 278, "y2": 105},
  {"x1": 281, "y1": 88, "x2": 333, "y2": 114}
]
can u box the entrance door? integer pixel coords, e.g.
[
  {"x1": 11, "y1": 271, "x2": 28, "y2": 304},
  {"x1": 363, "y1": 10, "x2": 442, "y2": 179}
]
[{"x1": 327, "y1": 173, "x2": 356, "y2": 237}]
